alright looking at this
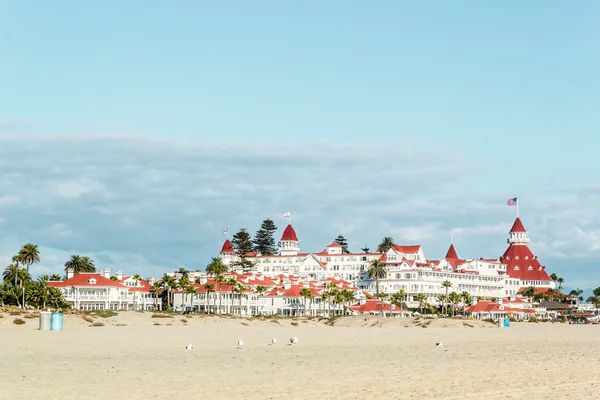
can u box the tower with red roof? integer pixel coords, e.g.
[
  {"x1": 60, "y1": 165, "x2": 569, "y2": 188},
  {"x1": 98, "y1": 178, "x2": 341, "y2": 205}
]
[
  {"x1": 219, "y1": 239, "x2": 236, "y2": 263},
  {"x1": 445, "y1": 244, "x2": 459, "y2": 259},
  {"x1": 279, "y1": 224, "x2": 300, "y2": 256},
  {"x1": 499, "y1": 218, "x2": 554, "y2": 287}
]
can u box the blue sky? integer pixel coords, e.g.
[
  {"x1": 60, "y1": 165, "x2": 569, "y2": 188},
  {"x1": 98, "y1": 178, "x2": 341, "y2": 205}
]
[{"x1": 1, "y1": 2, "x2": 599, "y2": 292}]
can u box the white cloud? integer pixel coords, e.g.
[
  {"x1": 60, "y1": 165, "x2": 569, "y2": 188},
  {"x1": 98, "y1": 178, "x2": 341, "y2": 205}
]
[{"x1": 0, "y1": 133, "x2": 598, "y2": 288}]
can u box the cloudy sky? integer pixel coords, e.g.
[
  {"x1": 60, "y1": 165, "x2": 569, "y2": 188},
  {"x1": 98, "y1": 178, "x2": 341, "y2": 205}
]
[{"x1": 1, "y1": 2, "x2": 599, "y2": 290}]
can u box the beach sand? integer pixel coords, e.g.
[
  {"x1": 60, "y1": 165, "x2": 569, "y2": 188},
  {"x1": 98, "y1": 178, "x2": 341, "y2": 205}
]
[{"x1": 0, "y1": 311, "x2": 598, "y2": 400}]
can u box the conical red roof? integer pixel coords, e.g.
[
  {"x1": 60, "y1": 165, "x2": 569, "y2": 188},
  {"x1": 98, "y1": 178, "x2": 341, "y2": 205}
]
[
  {"x1": 509, "y1": 217, "x2": 527, "y2": 233},
  {"x1": 445, "y1": 244, "x2": 459, "y2": 259},
  {"x1": 220, "y1": 239, "x2": 235, "y2": 254},
  {"x1": 281, "y1": 224, "x2": 298, "y2": 241}
]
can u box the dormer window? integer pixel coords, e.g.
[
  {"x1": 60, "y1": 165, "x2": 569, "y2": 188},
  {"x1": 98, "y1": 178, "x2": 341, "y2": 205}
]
[
  {"x1": 528, "y1": 266, "x2": 533, "y2": 270},
  {"x1": 88, "y1": 278, "x2": 96, "y2": 284},
  {"x1": 525, "y1": 256, "x2": 529, "y2": 260},
  {"x1": 514, "y1": 266, "x2": 520, "y2": 270},
  {"x1": 506, "y1": 256, "x2": 510, "y2": 260},
  {"x1": 515, "y1": 256, "x2": 519, "y2": 260}
]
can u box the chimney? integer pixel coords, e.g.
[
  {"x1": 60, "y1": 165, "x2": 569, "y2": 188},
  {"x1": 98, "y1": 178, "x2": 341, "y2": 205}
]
[
  {"x1": 66, "y1": 268, "x2": 74, "y2": 279},
  {"x1": 116, "y1": 271, "x2": 123, "y2": 281},
  {"x1": 471, "y1": 298, "x2": 478, "y2": 306},
  {"x1": 199, "y1": 275, "x2": 207, "y2": 285},
  {"x1": 359, "y1": 295, "x2": 366, "y2": 305},
  {"x1": 103, "y1": 268, "x2": 110, "y2": 279},
  {"x1": 283, "y1": 282, "x2": 291, "y2": 290},
  {"x1": 148, "y1": 277, "x2": 156, "y2": 285}
]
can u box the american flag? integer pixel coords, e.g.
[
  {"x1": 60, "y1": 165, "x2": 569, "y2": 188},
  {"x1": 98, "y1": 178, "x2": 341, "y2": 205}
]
[
  {"x1": 506, "y1": 197, "x2": 518, "y2": 206},
  {"x1": 222, "y1": 228, "x2": 228, "y2": 235}
]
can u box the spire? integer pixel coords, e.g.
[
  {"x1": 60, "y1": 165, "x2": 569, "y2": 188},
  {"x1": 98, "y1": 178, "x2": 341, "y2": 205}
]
[
  {"x1": 509, "y1": 217, "x2": 527, "y2": 233},
  {"x1": 281, "y1": 224, "x2": 299, "y2": 241},
  {"x1": 279, "y1": 224, "x2": 299, "y2": 256},
  {"x1": 220, "y1": 239, "x2": 235, "y2": 254},
  {"x1": 507, "y1": 217, "x2": 529, "y2": 245},
  {"x1": 445, "y1": 244, "x2": 459, "y2": 259}
]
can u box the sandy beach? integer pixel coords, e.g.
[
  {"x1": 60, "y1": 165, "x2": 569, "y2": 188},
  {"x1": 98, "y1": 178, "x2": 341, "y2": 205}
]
[{"x1": 1, "y1": 311, "x2": 598, "y2": 400}]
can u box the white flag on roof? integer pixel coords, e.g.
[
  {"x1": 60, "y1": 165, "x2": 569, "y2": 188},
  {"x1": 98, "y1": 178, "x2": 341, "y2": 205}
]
[{"x1": 283, "y1": 212, "x2": 291, "y2": 218}]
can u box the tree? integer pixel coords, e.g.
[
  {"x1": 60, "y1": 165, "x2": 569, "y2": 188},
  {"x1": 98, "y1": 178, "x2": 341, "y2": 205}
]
[
  {"x1": 391, "y1": 290, "x2": 407, "y2": 316},
  {"x1": 520, "y1": 286, "x2": 536, "y2": 302},
  {"x1": 49, "y1": 274, "x2": 62, "y2": 281},
  {"x1": 361, "y1": 246, "x2": 370, "y2": 253},
  {"x1": 151, "y1": 281, "x2": 162, "y2": 310},
  {"x1": 377, "y1": 292, "x2": 388, "y2": 316},
  {"x1": 18, "y1": 243, "x2": 40, "y2": 275},
  {"x1": 366, "y1": 259, "x2": 387, "y2": 296},
  {"x1": 334, "y1": 234, "x2": 350, "y2": 254},
  {"x1": 206, "y1": 257, "x2": 228, "y2": 313},
  {"x1": 232, "y1": 229, "x2": 254, "y2": 255},
  {"x1": 441, "y1": 280, "x2": 452, "y2": 314},
  {"x1": 253, "y1": 219, "x2": 278, "y2": 255},
  {"x1": 64, "y1": 255, "x2": 95, "y2": 275},
  {"x1": 300, "y1": 288, "x2": 312, "y2": 316},
  {"x1": 449, "y1": 292, "x2": 461, "y2": 316},
  {"x1": 204, "y1": 283, "x2": 215, "y2": 313},
  {"x1": 377, "y1": 237, "x2": 395, "y2": 253},
  {"x1": 162, "y1": 275, "x2": 177, "y2": 310},
  {"x1": 416, "y1": 293, "x2": 427, "y2": 314},
  {"x1": 557, "y1": 277, "x2": 564, "y2": 289},
  {"x1": 132, "y1": 274, "x2": 142, "y2": 310},
  {"x1": 256, "y1": 285, "x2": 267, "y2": 296},
  {"x1": 227, "y1": 277, "x2": 238, "y2": 314},
  {"x1": 569, "y1": 289, "x2": 584, "y2": 302},
  {"x1": 461, "y1": 291, "x2": 472, "y2": 316}
]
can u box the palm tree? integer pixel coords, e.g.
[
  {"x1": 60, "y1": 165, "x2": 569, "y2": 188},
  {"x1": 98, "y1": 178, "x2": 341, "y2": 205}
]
[
  {"x1": 390, "y1": 289, "x2": 407, "y2": 316},
  {"x1": 64, "y1": 255, "x2": 96, "y2": 275},
  {"x1": 227, "y1": 277, "x2": 238, "y2": 314},
  {"x1": 186, "y1": 285, "x2": 197, "y2": 312},
  {"x1": 460, "y1": 291, "x2": 471, "y2": 316},
  {"x1": 49, "y1": 273, "x2": 62, "y2": 281},
  {"x1": 204, "y1": 282, "x2": 215, "y2": 313},
  {"x1": 3, "y1": 263, "x2": 20, "y2": 286},
  {"x1": 441, "y1": 280, "x2": 452, "y2": 315},
  {"x1": 18, "y1": 243, "x2": 40, "y2": 274},
  {"x1": 550, "y1": 273, "x2": 558, "y2": 286},
  {"x1": 256, "y1": 285, "x2": 267, "y2": 296},
  {"x1": 326, "y1": 282, "x2": 337, "y2": 317},
  {"x1": 235, "y1": 284, "x2": 246, "y2": 313},
  {"x1": 162, "y1": 275, "x2": 177, "y2": 310},
  {"x1": 520, "y1": 286, "x2": 536, "y2": 302},
  {"x1": 377, "y1": 237, "x2": 395, "y2": 253},
  {"x1": 178, "y1": 275, "x2": 190, "y2": 311},
  {"x1": 449, "y1": 292, "x2": 461, "y2": 316},
  {"x1": 322, "y1": 290, "x2": 330, "y2": 317},
  {"x1": 569, "y1": 289, "x2": 584, "y2": 302},
  {"x1": 378, "y1": 292, "x2": 388, "y2": 316},
  {"x1": 557, "y1": 277, "x2": 564, "y2": 289},
  {"x1": 366, "y1": 259, "x2": 387, "y2": 296},
  {"x1": 361, "y1": 246, "x2": 370, "y2": 253},
  {"x1": 416, "y1": 293, "x2": 427, "y2": 315},
  {"x1": 300, "y1": 288, "x2": 312, "y2": 316},
  {"x1": 151, "y1": 281, "x2": 162, "y2": 310},
  {"x1": 206, "y1": 257, "x2": 228, "y2": 314},
  {"x1": 586, "y1": 295, "x2": 599, "y2": 308}
]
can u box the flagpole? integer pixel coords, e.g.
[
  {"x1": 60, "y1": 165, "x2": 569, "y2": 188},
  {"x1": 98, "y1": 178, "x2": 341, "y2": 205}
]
[{"x1": 517, "y1": 198, "x2": 519, "y2": 218}]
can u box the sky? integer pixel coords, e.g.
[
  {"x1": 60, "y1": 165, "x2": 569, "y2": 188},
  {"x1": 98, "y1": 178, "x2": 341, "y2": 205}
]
[{"x1": 1, "y1": 1, "x2": 599, "y2": 292}]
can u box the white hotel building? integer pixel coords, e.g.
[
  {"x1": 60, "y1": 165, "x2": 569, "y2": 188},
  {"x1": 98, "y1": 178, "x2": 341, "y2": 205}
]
[{"x1": 217, "y1": 217, "x2": 555, "y2": 307}]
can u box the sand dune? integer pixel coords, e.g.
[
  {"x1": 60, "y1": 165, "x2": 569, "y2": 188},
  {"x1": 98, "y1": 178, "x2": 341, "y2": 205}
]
[{"x1": 1, "y1": 311, "x2": 598, "y2": 399}]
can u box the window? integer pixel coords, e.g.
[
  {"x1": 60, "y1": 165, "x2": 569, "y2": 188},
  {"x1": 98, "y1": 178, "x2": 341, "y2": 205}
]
[
  {"x1": 528, "y1": 266, "x2": 533, "y2": 270},
  {"x1": 514, "y1": 266, "x2": 520, "y2": 270},
  {"x1": 515, "y1": 256, "x2": 519, "y2": 260}
]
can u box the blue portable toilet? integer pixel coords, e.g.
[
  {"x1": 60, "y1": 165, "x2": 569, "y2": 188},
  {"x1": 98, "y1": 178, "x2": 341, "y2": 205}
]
[
  {"x1": 50, "y1": 312, "x2": 63, "y2": 331},
  {"x1": 503, "y1": 318, "x2": 511, "y2": 328}
]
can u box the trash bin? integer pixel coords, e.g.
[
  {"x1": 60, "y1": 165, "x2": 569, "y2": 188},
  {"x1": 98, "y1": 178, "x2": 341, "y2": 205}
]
[
  {"x1": 497, "y1": 318, "x2": 504, "y2": 328},
  {"x1": 39, "y1": 311, "x2": 52, "y2": 330},
  {"x1": 50, "y1": 312, "x2": 63, "y2": 331}
]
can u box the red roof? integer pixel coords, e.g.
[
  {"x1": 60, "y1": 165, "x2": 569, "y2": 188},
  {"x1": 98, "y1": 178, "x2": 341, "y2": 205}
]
[
  {"x1": 327, "y1": 242, "x2": 342, "y2": 247},
  {"x1": 445, "y1": 244, "x2": 459, "y2": 259},
  {"x1": 500, "y1": 243, "x2": 551, "y2": 281},
  {"x1": 47, "y1": 273, "x2": 127, "y2": 288},
  {"x1": 220, "y1": 239, "x2": 235, "y2": 254},
  {"x1": 464, "y1": 300, "x2": 535, "y2": 314},
  {"x1": 509, "y1": 217, "x2": 527, "y2": 233},
  {"x1": 392, "y1": 245, "x2": 421, "y2": 254},
  {"x1": 281, "y1": 224, "x2": 299, "y2": 241},
  {"x1": 348, "y1": 300, "x2": 410, "y2": 313}
]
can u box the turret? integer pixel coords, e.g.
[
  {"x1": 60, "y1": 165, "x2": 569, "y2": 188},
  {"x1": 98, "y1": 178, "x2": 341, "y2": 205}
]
[
  {"x1": 507, "y1": 217, "x2": 529, "y2": 244},
  {"x1": 279, "y1": 225, "x2": 299, "y2": 256}
]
